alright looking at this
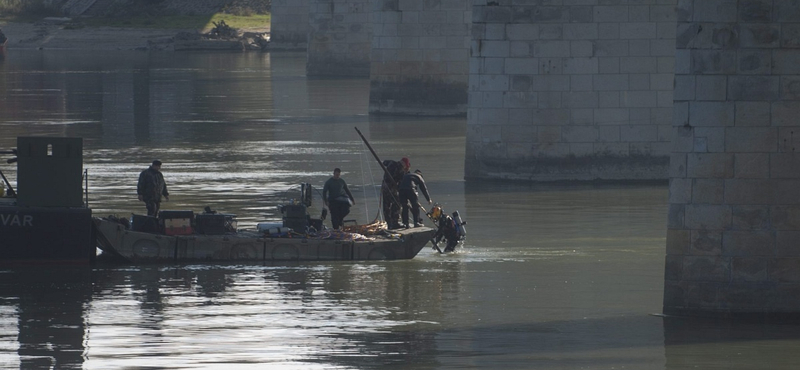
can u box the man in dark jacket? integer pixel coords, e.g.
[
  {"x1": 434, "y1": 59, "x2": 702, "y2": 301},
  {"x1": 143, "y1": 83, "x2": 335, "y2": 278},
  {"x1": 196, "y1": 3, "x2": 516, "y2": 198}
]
[
  {"x1": 381, "y1": 157, "x2": 409, "y2": 229},
  {"x1": 322, "y1": 167, "x2": 355, "y2": 230},
  {"x1": 399, "y1": 169, "x2": 431, "y2": 228},
  {"x1": 137, "y1": 160, "x2": 169, "y2": 216}
]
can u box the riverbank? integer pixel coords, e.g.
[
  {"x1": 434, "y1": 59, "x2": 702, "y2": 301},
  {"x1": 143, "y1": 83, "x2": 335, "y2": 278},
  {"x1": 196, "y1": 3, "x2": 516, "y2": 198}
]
[{"x1": 0, "y1": 16, "x2": 269, "y2": 51}]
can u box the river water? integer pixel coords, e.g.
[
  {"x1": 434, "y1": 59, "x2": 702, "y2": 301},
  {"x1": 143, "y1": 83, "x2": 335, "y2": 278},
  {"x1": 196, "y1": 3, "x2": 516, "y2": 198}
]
[{"x1": 1, "y1": 50, "x2": 799, "y2": 369}]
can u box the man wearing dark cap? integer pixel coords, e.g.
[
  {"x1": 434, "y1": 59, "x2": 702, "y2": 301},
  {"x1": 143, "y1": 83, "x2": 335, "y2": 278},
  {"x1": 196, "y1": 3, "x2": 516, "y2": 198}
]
[
  {"x1": 137, "y1": 160, "x2": 169, "y2": 216},
  {"x1": 381, "y1": 157, "x2": 410, "y2": 229},
  {"x1": 398, "y1": 169, "x2": 431, "y2": 228}
]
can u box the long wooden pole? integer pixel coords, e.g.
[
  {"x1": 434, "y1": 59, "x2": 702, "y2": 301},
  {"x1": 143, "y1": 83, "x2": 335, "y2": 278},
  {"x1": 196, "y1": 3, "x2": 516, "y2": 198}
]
[
  {"x1": 354, "y1": 127, "x2": 403, "y2": 212},
  {"x1": 0, "y1": 150, "x2": 17, "y2": 197},
  {"x1": 355, "y1": 128, "x2": 440, "y2": 250},
  {"x1": 354, "y1": 127, "x2": 390, "y2": 177},
  {"x1": 0, "y1": 169, "x2": 16, "y2": 197}
]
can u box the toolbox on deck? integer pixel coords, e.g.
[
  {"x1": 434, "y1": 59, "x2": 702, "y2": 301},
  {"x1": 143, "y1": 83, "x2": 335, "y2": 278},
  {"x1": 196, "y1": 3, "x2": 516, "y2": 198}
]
[{"x1": 158, "y1": 210, "x2": 194, "y2": 235}]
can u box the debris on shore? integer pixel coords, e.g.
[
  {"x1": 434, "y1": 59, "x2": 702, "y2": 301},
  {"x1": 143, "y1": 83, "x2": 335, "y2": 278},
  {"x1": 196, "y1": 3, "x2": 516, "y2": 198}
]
[{"x1": 167, "y1": 20, "x2": 269, "y2": 52}]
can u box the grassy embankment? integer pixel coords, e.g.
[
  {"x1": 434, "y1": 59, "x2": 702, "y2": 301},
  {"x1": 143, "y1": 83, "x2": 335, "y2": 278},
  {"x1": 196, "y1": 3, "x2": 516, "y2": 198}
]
[
  {"x1": 0, "y1": 0, "x2": 270, "y2": 33},
  {"x1": 80, "y1": 14, "x2": 271, "y2": 33}
]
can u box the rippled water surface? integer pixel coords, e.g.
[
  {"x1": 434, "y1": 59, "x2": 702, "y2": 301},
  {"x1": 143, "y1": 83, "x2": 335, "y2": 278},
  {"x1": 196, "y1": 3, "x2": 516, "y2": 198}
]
[{"x1": 2, "y1": 50, "x2": 800, "y2": 369}]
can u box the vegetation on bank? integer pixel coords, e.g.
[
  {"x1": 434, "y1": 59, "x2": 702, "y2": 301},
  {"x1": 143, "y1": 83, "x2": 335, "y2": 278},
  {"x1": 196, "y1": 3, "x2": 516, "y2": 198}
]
[
  {"x1": 80, "y1": 13, "x2": 270, "y2": 32},
  {"x1": 0, "y1": 0, "x2": 61, "y2": 21},
  {"x1": 0, "y1": 0, "x2": 270, "y2": 32}
]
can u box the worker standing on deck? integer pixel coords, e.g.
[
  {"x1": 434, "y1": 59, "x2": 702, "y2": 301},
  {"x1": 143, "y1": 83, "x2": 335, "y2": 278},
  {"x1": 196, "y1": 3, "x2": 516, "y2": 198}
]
[
  {"x1": 322, "y1": 168, "x2": 355, "y2": 230},
  {"x1": 137, "y1": 160, "x2": 169, "y2": 216},
  {"x1": 399, "y1": 169, "x2": 431, "y2": 228},
  {"x1": 381, "y1": 157, "x2": 409, "y2": 229}
]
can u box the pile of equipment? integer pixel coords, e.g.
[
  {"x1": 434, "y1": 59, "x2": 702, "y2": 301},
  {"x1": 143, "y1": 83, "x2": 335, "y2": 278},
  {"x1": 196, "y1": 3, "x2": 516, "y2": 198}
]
[{"x1": 130, "y1": 207, "x2": 237, "y2": 235}]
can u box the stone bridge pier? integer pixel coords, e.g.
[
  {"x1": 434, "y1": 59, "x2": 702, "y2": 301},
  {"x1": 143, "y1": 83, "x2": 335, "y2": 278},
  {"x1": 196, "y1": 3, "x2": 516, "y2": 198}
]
[
  {"x1": 271, "y1": 0, "x2": 470, "y2": 115},
  {"x1": 664, "y1": 0, "x2": 800, "y2": 317},
  {"x1": 468, "y1": 1, "x2": 676, "y2": 181},
  {"x1": 269, "y1": 0, "x2": 800, "y2": 315},
  {"x1": 269, "y1": 0, "x2": 310, "y2": 50},
  {"x1": 368, "y1": 0, "x2": 470, "y2": 115}
]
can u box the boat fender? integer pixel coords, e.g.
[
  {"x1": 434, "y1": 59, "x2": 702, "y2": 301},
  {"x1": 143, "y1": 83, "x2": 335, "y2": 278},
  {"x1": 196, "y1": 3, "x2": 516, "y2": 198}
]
[{"x1": 452, "y1": 210, "x2": 466, "y2": 240}]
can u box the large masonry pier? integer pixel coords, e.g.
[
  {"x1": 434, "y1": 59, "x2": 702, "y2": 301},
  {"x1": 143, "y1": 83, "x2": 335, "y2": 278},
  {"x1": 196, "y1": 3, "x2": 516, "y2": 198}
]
[
  {"x1": 664, "y1": 0, "x2": 800, "y2": 316},
  {"x1": 368, "y1": 0, "x2": 471, "y2": 116},
  {"x1": 465, "y1": 1, "x2": 677, "y2": 181}
]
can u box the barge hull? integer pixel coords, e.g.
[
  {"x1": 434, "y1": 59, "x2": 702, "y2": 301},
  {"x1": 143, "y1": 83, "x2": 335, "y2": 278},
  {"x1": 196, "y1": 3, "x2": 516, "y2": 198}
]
[
  {"x1": 0, "y1": 206, "x2": 94, "y2": 264},
  {"x1": 95, "y1": 218, "x2": 434, "y2": 263}
]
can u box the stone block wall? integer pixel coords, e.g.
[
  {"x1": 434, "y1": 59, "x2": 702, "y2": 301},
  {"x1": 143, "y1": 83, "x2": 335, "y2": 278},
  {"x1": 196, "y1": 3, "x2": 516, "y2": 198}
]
[
  {"x1": 368, "y1": 0, "x2": 471, "y2": 116},
  {"x1": 270, "y1": 0, "x2": 308, "y2": 50},
  {"x1": 307, "y1": 0, "x2": 372, "y2": 77},
  {"x1": 466, "y1": 0, "x2": 676, "y2": 181},
  {"x1": 664, "y1": 0, "x2": 800, "y2": 316}
]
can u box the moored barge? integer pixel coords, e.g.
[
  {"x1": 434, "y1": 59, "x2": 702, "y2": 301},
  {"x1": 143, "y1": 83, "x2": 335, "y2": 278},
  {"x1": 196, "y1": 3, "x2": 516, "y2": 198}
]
[{"x1": 0, "y1": 137, "x2": 94, "y2": 264}]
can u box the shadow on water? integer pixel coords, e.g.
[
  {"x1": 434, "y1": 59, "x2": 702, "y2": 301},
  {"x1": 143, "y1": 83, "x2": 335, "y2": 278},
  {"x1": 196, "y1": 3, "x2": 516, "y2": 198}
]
[{"x1": 662, "y1": 315, "x2": 800, "y2": 370}]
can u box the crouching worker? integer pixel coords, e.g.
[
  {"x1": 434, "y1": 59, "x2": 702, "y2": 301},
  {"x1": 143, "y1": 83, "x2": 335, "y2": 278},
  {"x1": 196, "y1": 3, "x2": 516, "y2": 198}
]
[
  {"x1": 429, "y1": 204, "x2": 460, "y2": 253},
  {"x1": 322, "y1": 168, "x2": 355, "y2": 230}
]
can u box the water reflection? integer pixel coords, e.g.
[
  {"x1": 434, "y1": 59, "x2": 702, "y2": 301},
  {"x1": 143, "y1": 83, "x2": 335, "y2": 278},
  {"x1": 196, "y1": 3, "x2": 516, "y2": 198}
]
[
  {"x1": 2, "y1": 49, "x2": 800, "y2": 369},
  {"x1": 0, "y1": 267, "x2": 91, "y2": 369},
  {"x1": 82, "y1": 262, "x2": 461, "y2": 369}
]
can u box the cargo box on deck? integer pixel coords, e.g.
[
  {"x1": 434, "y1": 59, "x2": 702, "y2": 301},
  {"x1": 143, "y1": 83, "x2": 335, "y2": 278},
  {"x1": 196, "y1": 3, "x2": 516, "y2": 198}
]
[
  {"x1": 159, "y1": 210, "x2": 194, "y2": 235},
  {"x1": 131, "y1": 214, "x2": 160, "y2": 233},
  {"x1": 196, "y1": 213, "x2": 237, "y2": 235}
]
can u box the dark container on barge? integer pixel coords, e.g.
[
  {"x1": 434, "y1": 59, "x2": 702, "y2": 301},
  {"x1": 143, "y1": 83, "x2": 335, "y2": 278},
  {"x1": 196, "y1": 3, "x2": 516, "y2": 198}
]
[{"x1": 0, "y1": 137, "x2": 94, "y2": 264}]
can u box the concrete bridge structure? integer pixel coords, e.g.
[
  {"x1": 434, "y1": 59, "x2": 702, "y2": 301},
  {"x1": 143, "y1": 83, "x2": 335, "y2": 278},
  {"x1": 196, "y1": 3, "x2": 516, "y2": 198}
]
[
  {"x1": 269, "y1": 0, "x2": 800, "y2": 317},
  {"x1": 272, "y1": 0, "x2": 470, "y2": 115}
]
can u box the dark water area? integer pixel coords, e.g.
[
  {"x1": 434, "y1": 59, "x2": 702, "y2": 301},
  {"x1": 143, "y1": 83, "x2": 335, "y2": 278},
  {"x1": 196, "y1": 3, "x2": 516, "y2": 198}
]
[{"x1": 1, "y1": 50, "x2": 800, "y2": 369}]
